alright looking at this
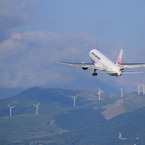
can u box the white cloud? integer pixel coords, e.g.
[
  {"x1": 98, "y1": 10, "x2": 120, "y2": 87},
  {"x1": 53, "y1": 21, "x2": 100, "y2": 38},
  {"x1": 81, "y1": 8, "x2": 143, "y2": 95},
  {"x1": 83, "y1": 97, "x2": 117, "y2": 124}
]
[
  {"x1": 0, "y1": 0, "x2": 35, "y2": 42},
  {"x1": 0, "y1": 31, "x2": 97, "y2": 88}
]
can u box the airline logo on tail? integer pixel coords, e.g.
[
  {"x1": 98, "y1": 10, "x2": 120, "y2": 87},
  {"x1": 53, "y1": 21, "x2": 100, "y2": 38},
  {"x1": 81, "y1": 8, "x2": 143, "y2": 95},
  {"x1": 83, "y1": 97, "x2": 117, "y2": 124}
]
[
  {"x1": 116, "y1": 49, "x2": 123, "y2": 68},
  {"x1": 117, "y1": 58, "x2": 121, "y2": 67}
]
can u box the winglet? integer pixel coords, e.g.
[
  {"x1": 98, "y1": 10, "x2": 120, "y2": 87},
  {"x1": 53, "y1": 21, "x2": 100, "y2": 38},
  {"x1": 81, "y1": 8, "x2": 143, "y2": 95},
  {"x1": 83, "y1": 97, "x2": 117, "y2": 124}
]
[{"x1": 116, "y1": 49, "x2": 123, "y2": 67}]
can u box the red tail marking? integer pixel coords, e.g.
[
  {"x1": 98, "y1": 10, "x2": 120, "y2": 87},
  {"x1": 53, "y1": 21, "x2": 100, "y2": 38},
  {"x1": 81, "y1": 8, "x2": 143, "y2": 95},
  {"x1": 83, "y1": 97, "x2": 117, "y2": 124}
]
[{"x1": 117, "y1": 58, "x2": 121, "y2": 67}]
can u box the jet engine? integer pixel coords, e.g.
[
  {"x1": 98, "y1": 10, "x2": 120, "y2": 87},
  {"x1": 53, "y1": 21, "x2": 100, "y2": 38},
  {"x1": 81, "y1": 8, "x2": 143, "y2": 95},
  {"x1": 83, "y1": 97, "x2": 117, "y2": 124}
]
[{"x1": 82, "y1": 67, "x2": 88, "y2": 70}]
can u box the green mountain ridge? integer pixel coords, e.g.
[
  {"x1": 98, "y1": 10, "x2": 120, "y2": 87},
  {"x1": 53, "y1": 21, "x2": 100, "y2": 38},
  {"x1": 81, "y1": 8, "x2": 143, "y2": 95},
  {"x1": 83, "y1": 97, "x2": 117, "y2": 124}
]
[{"x1": 0, "y1": 87, "x2": 145, "y2": 144}]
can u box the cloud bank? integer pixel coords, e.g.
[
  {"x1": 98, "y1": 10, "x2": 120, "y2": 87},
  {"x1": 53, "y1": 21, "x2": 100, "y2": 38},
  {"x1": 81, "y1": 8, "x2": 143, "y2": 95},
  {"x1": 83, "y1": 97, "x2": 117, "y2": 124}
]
[{"x1": 0, "y1": 31, "x2": 97, "y2": 88}]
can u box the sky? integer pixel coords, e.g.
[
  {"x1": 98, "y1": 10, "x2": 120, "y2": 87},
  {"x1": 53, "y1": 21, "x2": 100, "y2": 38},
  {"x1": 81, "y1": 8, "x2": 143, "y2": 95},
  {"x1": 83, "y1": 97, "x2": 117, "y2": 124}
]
[{"x1": 1, "y1": 0, "x2": 145, "y2": 92}]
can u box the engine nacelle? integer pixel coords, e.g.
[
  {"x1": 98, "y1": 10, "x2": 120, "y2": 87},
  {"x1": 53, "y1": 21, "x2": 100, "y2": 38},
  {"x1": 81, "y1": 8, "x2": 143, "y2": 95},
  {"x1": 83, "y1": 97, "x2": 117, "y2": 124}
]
[{"x1": 82, "y1": 67, "x2": 88, "y2": 70}]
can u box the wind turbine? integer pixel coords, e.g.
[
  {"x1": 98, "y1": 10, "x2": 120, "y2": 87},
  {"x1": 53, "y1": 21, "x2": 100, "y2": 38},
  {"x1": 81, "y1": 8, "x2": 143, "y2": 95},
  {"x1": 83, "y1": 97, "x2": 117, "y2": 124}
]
[
  {"x1": 137, "y1": 83, "x2": 141, "y2": 95},
  {"x1": 118, "y1": 133, "x2": 122, "y2": 139},
  {"x1": 97, "y1": 88, "x2": 103, "y2": 101},
  {"x1": 7, "y1": 104, "x2": 15, "y2": 117},
  {"x1": 120, "y1": 88, "x2": 123, "y2": 98},
  {"x1": 142, "y1": 84, "x2": 145, "y2": 95},
  {"x1": 34, "y1": 102, "x2": 40, "y2": 115},
  {"x1": 118, "y1": 133, "x2": 127, "y2": 140},
  {"x1": 71, "y1": 94, "x2": 78, "y2": 107}
]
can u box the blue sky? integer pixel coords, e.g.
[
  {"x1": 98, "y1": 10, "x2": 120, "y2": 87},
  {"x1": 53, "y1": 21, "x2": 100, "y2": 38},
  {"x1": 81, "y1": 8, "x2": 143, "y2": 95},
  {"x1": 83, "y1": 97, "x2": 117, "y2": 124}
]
[{"x1": 1, "y1": 0, "x2": 145, "y2": 92}]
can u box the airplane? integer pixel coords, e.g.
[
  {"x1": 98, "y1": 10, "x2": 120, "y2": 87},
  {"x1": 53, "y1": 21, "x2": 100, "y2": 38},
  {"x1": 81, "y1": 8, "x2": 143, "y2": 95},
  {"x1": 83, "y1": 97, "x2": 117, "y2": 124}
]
[{"x1": 57, "y1": 49, "x2": 145, "y2": 76}]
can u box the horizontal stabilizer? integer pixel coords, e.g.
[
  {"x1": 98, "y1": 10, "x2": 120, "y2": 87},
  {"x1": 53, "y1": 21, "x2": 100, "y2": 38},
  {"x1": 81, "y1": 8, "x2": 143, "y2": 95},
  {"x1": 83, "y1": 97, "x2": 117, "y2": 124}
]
[
  {"x1": 121, "y1": 63, "x2": 145, "y2": 69},
  {"x1": 122, "y1": 71, "x2": 143, "y2": 74},
  {"x1": 99, "y1": 71, "x2": 143, "y2": 75}
]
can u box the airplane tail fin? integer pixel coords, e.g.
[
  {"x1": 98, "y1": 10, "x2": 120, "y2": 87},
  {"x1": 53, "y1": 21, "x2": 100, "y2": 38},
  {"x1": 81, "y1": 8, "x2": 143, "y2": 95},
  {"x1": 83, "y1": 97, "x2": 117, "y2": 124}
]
[{"x1": 116, "y1": 49, "x2": 123, "y2": 68}]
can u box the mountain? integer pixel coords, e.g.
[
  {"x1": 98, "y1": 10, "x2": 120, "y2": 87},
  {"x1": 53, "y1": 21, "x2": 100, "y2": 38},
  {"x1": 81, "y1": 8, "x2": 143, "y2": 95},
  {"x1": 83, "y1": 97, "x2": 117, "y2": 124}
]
[
  {"x1": 0, "y1": 87, "x2": 101, "y2": 117},
  {"x1": 0, "y1": 87, "x2": 145, "y2": 144},
  {"x1": 52, "y1": 107, "x2": 145, "y2": 145}
]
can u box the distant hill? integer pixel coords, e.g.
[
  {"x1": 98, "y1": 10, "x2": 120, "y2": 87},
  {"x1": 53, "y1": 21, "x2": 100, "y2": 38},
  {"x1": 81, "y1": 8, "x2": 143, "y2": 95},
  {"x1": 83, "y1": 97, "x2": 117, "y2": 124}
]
[
  {"x1": 0, "y1": 87, "x2": 145, "y2": 144},
  {"x1": 0, "y1": 87, "x2": 101, "y2": 117}
]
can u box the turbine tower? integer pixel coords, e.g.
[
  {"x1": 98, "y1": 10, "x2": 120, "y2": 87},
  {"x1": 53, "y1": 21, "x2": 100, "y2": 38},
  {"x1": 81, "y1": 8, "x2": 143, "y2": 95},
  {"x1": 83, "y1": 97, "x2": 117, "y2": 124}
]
[
  {"x1": 34, "y1": 102, "x2": 40, "y2": 115},
  {"x1": 71, "y1": 94, "x2": 78, "y2": 107},
  {"x1": 120, "y1": 88, "x2": 123, "y2": 98},
  {"x1": 137, "y1": 83, "x2": 141, "y2": 95},
  {"x1": 7, "y1": 104, "x2": 15, "y2": 117},
  {"x1": 142, "y1": 84, "x2": 145, "y2": 95},
  {"x1": 97, "y1": 88, "x2": 103, "y2": 101}
]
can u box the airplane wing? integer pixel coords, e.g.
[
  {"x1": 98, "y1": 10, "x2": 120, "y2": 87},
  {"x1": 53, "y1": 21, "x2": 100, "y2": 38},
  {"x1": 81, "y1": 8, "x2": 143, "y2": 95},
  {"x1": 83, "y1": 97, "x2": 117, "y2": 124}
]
[
  {"x1": 121, "y1": 63, "x2": 145, "y2": 69},
  {"x1": 56, "y1": 62, "x2": 99, "y2": 69}
]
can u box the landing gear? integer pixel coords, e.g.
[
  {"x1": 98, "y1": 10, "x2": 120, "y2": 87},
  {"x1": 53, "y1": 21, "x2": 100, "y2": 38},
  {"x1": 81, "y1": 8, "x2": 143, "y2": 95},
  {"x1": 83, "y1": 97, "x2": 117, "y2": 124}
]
[
  {"x1": 92, "y1": 69, "x2": 98, "y2": 76},
  {"x1": 92, "y1": 73, "x2": 97, "y2": 76}
]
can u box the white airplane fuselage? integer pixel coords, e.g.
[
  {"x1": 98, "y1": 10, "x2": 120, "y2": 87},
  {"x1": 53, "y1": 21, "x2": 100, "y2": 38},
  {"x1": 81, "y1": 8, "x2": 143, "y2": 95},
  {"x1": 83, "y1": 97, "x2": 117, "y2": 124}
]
[
  {"x1": 57, "y1": 48, "x2": 145, "y2": 76},
  {"x1": 89, "y1": 49, "x2": 121, "y2": 76}
]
